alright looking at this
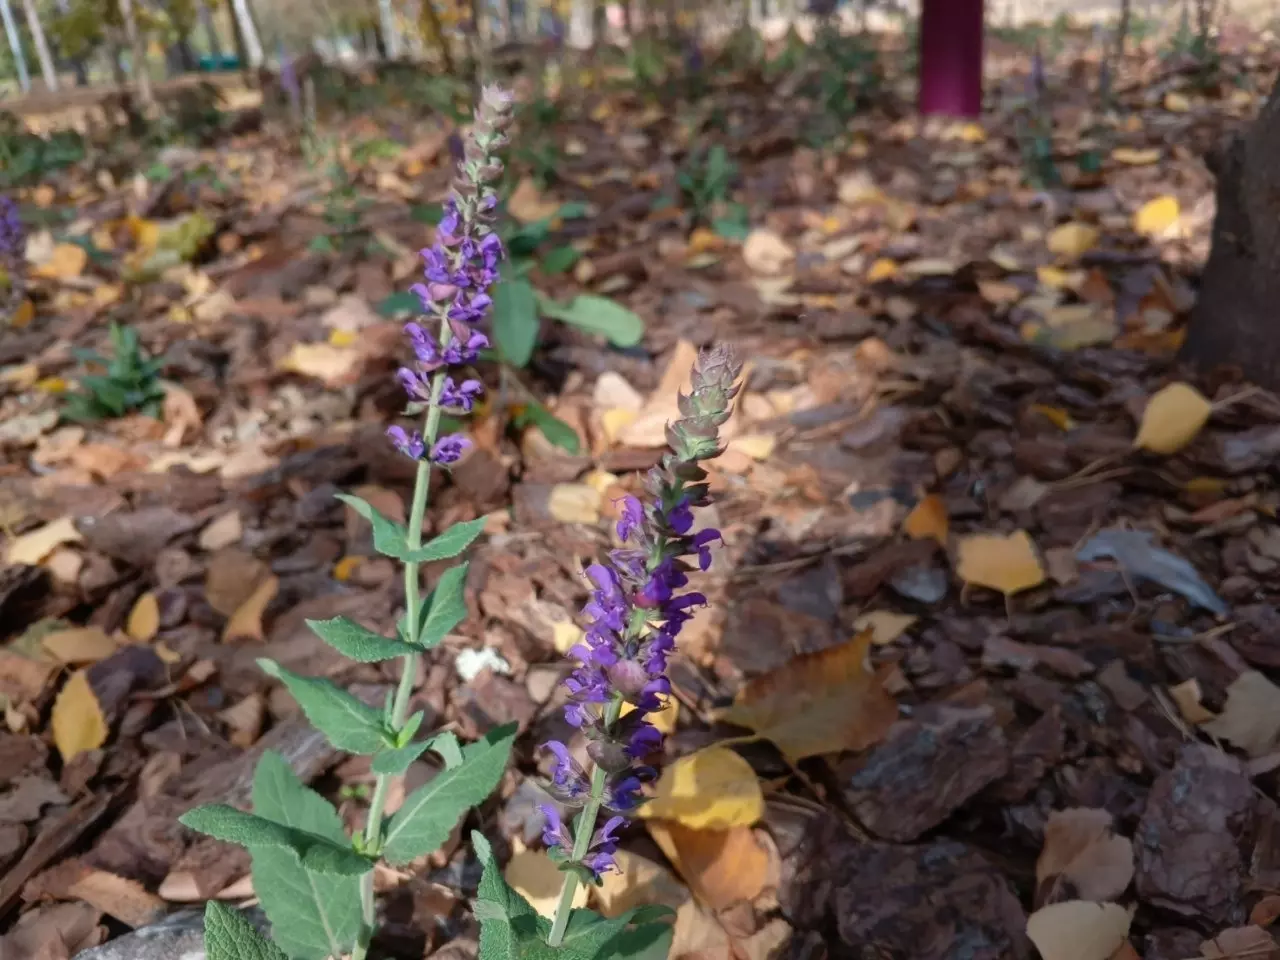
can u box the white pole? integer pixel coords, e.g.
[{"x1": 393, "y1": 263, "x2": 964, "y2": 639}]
[
  {"x1": 229, "y1": 0, "x2": 263, "y2": 67},
  {"x1": 0, "y1": 0, "x2": 30, "y2": 92},
  {"x1": 379, "y1": 0, "x2": 401, "y2": 57},
  {"x1": 21, "y1": 0, "x2": 57, "y2": 90}
]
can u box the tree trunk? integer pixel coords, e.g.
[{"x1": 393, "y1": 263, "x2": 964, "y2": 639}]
[
  {"x1": 118, "y1": 0, "x2": 152, "y2": 105},
  {"x1": 197, "y1": 0, "x2": 222, "y2": 58},
  {"x1": 229, "y1": 0, "x2": 263, "y2": 67},
  {"x1": 21, "y1": 0, "x2": 58, "y2": 90},
  {"x1": 0, "y1": 0, "x2": 31, "y2": 92},
  {"x1": 918, "y1": 0, "x2": 984, "y2": 118},
  {"x1": 378, "y1": 0, "x2": 400, "y2": 57},
  {"x1": 1182, "y1": 76, "x2": 1280, "y2": 389}
]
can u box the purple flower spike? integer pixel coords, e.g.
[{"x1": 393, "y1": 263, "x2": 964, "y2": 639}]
[
  {"x1": 430, "y1": 434, "x2": 471, "y2": 466},
  {"x1": 616, "y1": 496, "x2": 644, "y2": 542},
  {"x1": 386, "y1": 425, "x2": 426, "y2": 461}
]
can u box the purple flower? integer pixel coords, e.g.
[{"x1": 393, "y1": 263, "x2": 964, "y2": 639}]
[
  {"x1": 386, "y1": 425, "x2": 425, "y2": 460},
  {"x1": 544, "y1": 741, "x2": 590, "y2": 800},
  {"x1": 539, "y1": 804, "x2": 573, "y2": 850},
  {"x1": 440, "y1": 378, "x2": 484, "y2": 412},
  {"x1": 430, "y1": 434, "x2": 471, "y2": 466},
  {"x1": 616, "y1": 496, "x2": 644, "y2": 542}
]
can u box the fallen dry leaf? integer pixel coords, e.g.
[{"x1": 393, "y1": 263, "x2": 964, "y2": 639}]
[
  {"x1": 126, "y1": 592, "x2": 161, "y2": 642},
  {"x1": 32, "y1": 242, "x2": 88, "y2": 279},
  {"x1": 1046, "y1": 222, "x2": 1099, "y2": 261},
  {"x1": 595, "y1": 849, "x2": 689, "y2": 918},
  {"x1": 205, "y1": 548, "x2": 272, "y2": 616},
  {"x1": 198, "y1": 511, "x2": 243, "y2": 551},
  {"x1": 277, "y1": 342, "x2": 362, "y2": 387},
  {"x1": 6, "y1": 515, "x2": 82, "y2": 565},
  {"x1": 505, "y1": 846, "x2": 587, "y2": 918},
  {"x1": 1111, "y1": 147, "x2": 1161, "y2": 166},
  {"x1": 1169, "y1": 678, "x2": 1216, "y2": 725},
  {"x1": 742, "y1": 229, "x2": 795, "y2": 275},
  {"x1": 1133, "y1": 382, "x2": 1212, "y2": 455},
  {"x1": 507, "y1": 176, "x2": 560, "y2": 223},
  {"x1": 1026, "y1": 900, "x2": 1133, "y2": 960},
  {"x1": 51, "y1": 669, "x2": 109, "y2": 763},
  {"x1": 718, "y1": 630, "x2": 899, "y2": 763},
  {"x1": 1036, "y1": 808, "x2": 1135, "y2": 905},
  {"x1": 221, "y1": 574, "x2": 279, "y2": 643},
  {"x1": 647, "y1": 820, "x2": 771, "y2": 911},
  {"x1": 1201, "y1": 671, "x2": 1280, "y2": 757},
  {"x1": 1200, "y1": 926, "x2": 1279, "y2": 960},
  {"x1": 640, "y1": 747, "x2": 764, "y2": 829},
  {"x1": 852, "y1": 610, "x2": 917, "y2": 646},
  {"x1": 547, "y1": 483, "x2": 602, "y2": 524},
  {"x1": 955, "y1": 530, "x2": 1046, "y2": 596},
  {"x1": 1134, "y1": 195, "x2": 1181, "y2": 237},
  {"x1": 42, "y1": 627, "x2": 118, "y2": 665},
  {"x1": 903, "y1": 493, "x2": 948, "y2": 545}
]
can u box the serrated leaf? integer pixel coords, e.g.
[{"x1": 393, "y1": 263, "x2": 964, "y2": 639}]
[
  {"x1": 406, "y1": 518, "x2": 488, "y2": 565},
  {"x1": 372, "y1": 740, "x2": 432, "y2": 775},
  {"x1": 250, "y1": 752, "x2": 361, "y2": 960},
  {"x1": 258, "y1": 659, "x2": 388, "y2": 754},
  {"x1": 334, "y1": 493, "x2": 410, "y2": 560},
  {"x1": 539, "y1": 294, "x2": 644, "y2": 348},
  {"x1": 492, "y1": 277, "x2": 540, "y2": 368},
  {"x1": 306, "y1": 616, "x2": 420, "y2": 662},
  {"x1": 419, "y1": 563, "x2": 470, "y2": 647},
  {"x1": 180, "y1": 804, "x2": 372, "y2": 875},
  {"x1": 382, "y1": 724, "x2": 516, "y2": 865},
  {"x1": 475, "y1": 830, "x2": 545, "y2": 960},
  {"x1": 204, "y1": 901, "x2": 289, "y2": 960}
]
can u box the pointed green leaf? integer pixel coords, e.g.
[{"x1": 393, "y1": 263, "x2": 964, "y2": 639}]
[
  {"x1": 382, "y1": 724, "x2": 516, "y2": 865},
  {"x1": 204, "y1": 901, "x2": 288, "y2": 960},
  {"x1": 538, "y1": 245, "x2": 579, "y2": 275},
  {"x1": 306, "y1": 616, "x2": 419, "y2": 662},
  {"x1": 249, "y1": 753, "x2": 361, "y2": 960},
  {"x1": 474, "y1": 830, "x2": 545, "y2": 960},
  {"x1": 372, "y1": 740, "x2": 432, "y2": 775},
  {"x1": 538, "y1": 294, "x2": 644, "y2": 347},
  {"x1": 419, "y1": 563, "x2": 470, "y2": 647},
  {"x1": 180, "y1": 804, "x2": 372, "y2": 876},
  {"x1": 511, "y1": 401, "x2": 582, "y2": 455},
  {"x1": 402, "y1": 517, "x2": 488, "y2": 565},
  {"x1": 335, "y1": 493, "x2": 411, "y2": 560},
  {"x1": 258, "y1": 659, "x2": 388, "y2": 754},
  {"x1": 492, "y1": 276, "x2": 540, "y2": 368}
]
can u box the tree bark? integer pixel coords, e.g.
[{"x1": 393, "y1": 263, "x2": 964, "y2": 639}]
[
  {"x1": 0, "y1": 0, "x2": 31, "y2": 93},
  {"x1": 118, "y1": 0, "x2": 152, "y2": 105},
  {"x1": 918, "y1": 0, "x2": 984, "y2": 118},
  {"x1": 229, "y1": 0, "x2": 263, "y2": 67},
  {"x1": 196, "y1": 0, "x2": 222, "y2": 58},
  {"x1": 1182, "y1": 76, "x2": 1280, "y2": 390},
  {"x1": 21, "y1": 0, "x2": 58, "y2": 90}
]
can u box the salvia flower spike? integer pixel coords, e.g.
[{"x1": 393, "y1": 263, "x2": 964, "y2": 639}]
[
  {"x1": 0, "y1": 196, "x2": 25, "y2": 316},
  {"x1": 542, "y1": 345, "x2": 743, "y2": 946}
]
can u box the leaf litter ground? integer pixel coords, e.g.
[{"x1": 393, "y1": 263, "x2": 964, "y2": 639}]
[{"x1": 4, "y1": 27, "x2": 1280, "y2": 960}]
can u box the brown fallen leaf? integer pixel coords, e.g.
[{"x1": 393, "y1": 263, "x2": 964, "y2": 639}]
[
  {"x1": 0, "y1": 901, "x2": 104, "y2": 958},
  {"x1": 1201, "y1": 926, "x2": 1280, "y2": 960},
  {"x1": 647, "y1": 820, "x2": 771, "y2": 911},
  {"x1": 6, "y1": 515, "x2": 82, "y2": 566},
  {"x1": 1201, "y1": 671, "x2": 1280, "y2": 757},
  {"x1": 903, "y1": 493, "x2": 949, "y2": 545},
  {"x1": 50, "y1": 670, "x2": 109, "y2": 763},
  {"x1": 26, "y1": 858, "x2": 167, "y2": 928},
  {"x1": 595, "y1": 849, "x2": 689, "y2": 918},
  {"x1": 1036, "y1": 808, "x2": 1135, "y2": 906},
  {"x1": 955, "y1": 530, "x2": 1046, "y2": 596},
  {"x1": 505, "y1": 845, "x2": 587, "y2": 918},
  {"x1": 221, "y1": 574, "x2": 279, "y2": 643},
  {"x1": 198, "y1": 511, "x2": 243, "y2": 551},
  {"x1": 0, "y1": 649, "x2": 58, "y2": 704},
  {"x1": 1026, "y1": 900, "x2": 1133, "y2": 960},
  {"x1": 717, "y1": 629, "x2": 899, "y2": 763},
  {"x1": 41, "y1": 628, "x2": 118, "y2": 665},
  {"x1": 205, "y1": 548, "x2": 272, "y2": 617}
]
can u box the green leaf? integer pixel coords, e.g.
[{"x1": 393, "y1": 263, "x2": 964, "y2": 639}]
[
  {"x1": 249, "y1": 753, "x2": 361, "y2": 960},
  {"x1": 334, "y1": 493, "x2": 411, "y2": 560},
  {"x1": 306, "y1": 616, "x2": 420, "y2": 662},
  {"x1": 492, "y1": 277, "x2": 540, "y2": 368},
  {"x1": 538, "y1": 245, "x2": 579, "y2": 275},
  {"x1": 371, "y1": 740, "x2": 432, "y2": 775},
  {"x1": 512, "y1": 401, "x2": 582, "y2": 455},
  {"x1": 258, "y1": 659, "x2": 388, "y2": 754},
  {"x1": 382, "y1": 724, "x2": 516, "y2": 865},
  {"x1": 538, "y1": 294, "x2": 644, "y2": 348},
  {"x1": 419, "y1": 562, "x2": 470, "y2": 647},
  {"x1": 404, "y1": 518, "x2": 487, "y2": 565},
  {"x1": 180, "y1": 804, "x2": 372, "y2": 876},
  {"x1": 474, "y1": 830, "x2": 544, "y2": 960},
  {"x1": 555, "y1": 201, "x2": 590, "y2": 220},
  {"x1": 204, "y1": 901, "x2": 288, "y2": 960},
  {"x1": 376, "y1": 290, "x2": 421, "y2": 316}
]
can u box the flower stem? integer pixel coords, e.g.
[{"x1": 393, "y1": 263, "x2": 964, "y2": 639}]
[{"x1": 352, "y1": 327, "x2": 452, "y2": 960}]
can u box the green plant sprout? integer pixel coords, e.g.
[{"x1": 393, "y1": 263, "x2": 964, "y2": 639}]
[{"x1": 63, "y1": 323, "x2": 167, "y2": 423}]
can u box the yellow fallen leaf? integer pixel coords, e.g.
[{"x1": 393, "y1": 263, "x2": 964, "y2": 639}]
[
  {"x1": 127, "y1": 592, "x2": 161, "y2": 642},
  {"x1": 7, "y1": 515, "x2": 82, "y2": 565},
  {"x1": 726, "y1": 433, "x2": 775, "y2": 461},
  {"x1": 1133, "y1": 382, "x2": 1212, "y2": 455},
  {"x1": 1046, "y1": 223, "x2": 1099, "y2": 261},
  {"x1": 901, "y1": 258, "x2": 958, "y2": 277},
  {"x1": 687, "y1": 227, "x2": 724, "y2": 255},
  {"x1": 640, "y1": 747, "x2": 764, "y2": 829},
  {"x1": 1164, "y1": 91, "x2": 1192, "y2": 113},
  {"x1": 333, "y1": 556, "x2": 364, "y2": 582},
  {"x1": 51, "y1": 669, "x2": 109, "y2": 763},
  {"x1": 1026, "y1": 900, "x2": 1133, "y2": 960},
  {"x1": 718, "y1": 630, "x2": 899, "y2": 763},
  {"x1": 1036, "y1": 265, "x2": 1080, "y2": 290},
  {"x1": 1199, "y1": 671, "x2": 1280, "y2": 756},
  {"x1": 853, "y1": 611, "x2": 917, "y2": 646},
  {"x1": 903, "y1": 494, "x2": 948, "y2": 545},
  {"x1": 221, "y1": 575, "x2": 279, "y2": 643},
  {"x1": 42, "y1": 627, "x2": 118, "y2": 664},
  {"x1": 600, "y1": 408, "x2": 639, "y2": 444},
  {"x1": 552, "y1": 621, "x2": 583, "y2": 655},
  {"x1": 327, "y1": 328, "x2": 358, "y2": 348},
  {"x1": 955, "y1": 530, "x2": 1045, "y2": 595},
  {"x1": 978, "y1": 280, "x2": 1023, "y2": 306},
  {"x1": 1168, "y1": 678, "x2": 1215, "y2": 725},
  {"x1": 596, "y1": 849, "x2": 689, "y2": 918},
  {"x1": 278, "y1": 342, "x2": 361, "y2": 387},
  {"x1": 33, "y1": 184, "x2": 56, "y2": 207},
  {"x1": 10, "y1": 299, "x2": 34, "y2": 328},
  {"x1": 741, "y1": 229, "x2": 795, "y2": 276},
  {"x1": 621, "y1": 692, "x2": 679, "y2": 735},
  {"x1": 647, "y1": 821, "x2": 770, "y2": 911},
  {"x1": 33, "y1": 243, "x2": 88, "y2": 280},
  {"x1": 866, "y1": 258, "x2": 899, "y2": 282},
  {"x1": 547, "y1": 484, "x2": 602, "y2": 525},
  {"x1": 505, "y1": 847, "x2": 586, "y2": 918},
  {"x1": 35, "y1": 376, "x2": 68, "y2": 394},
  {"x1": 1133, "y1": 195, "x2": 1180, "y2": 237},
  {"x1": 1111, "y1": 147, "x2": 1160, "y2": 166},
  {"x1": 954, "y1": 122, "x2": 987, "y2": 143},
  {"x1": 1031, "y1": 404, "x2": 1076, "y2": 431}
]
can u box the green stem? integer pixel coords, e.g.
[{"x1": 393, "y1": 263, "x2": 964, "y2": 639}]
[{"x1": 352, "y1": 325, "x2": 452, "y2": 960}]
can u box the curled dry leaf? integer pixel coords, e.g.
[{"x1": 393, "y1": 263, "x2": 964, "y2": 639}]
[
  {"x1": 1036, "y1": 808, "x2": 1135, "y2": 905},
  {"x1": 639, "y1": 747, "x2": 765, "y2": 829},
  {"x1": 647, "y1": 820, "x2": 771, "y2": 911},
  {"x1": 221, "y1": 574, "x2": 279, "y2": 643},
  {"x1": 1026, "y1": 900, "x2": 1133, "y2": 960},
  {"x1": 1133, "y1": 382, "x2": 1212, "y2": 455},
  {"x1": 718, "y1": 629, "x2": 899, "y2": 763},
  {"x1": 51, "y1": 669, "x2": 109, "y2": 763},
  {"x1": 955, "y1": 530, "x2": 1046, "y2": 596},
  {"x1": 1200, "y1": 671, "x2": 1280, "y2": 757}
]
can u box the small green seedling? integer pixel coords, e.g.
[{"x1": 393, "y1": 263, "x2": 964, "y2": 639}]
[{"x1": 64, "y1": 323, "x2": 166, "y2": 422}]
